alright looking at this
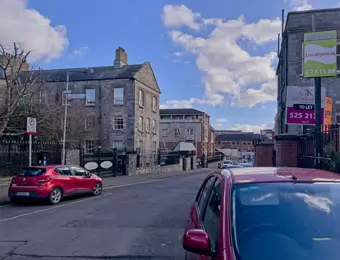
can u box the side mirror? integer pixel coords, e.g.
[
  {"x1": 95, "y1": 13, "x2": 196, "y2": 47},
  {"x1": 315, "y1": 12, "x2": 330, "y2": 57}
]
[
  {"x1": 183, "y1": 229, "x2": 214, "y2": 256},
  {"x1": 85, "y1": 172, "x2": 91, "y2": 178}
]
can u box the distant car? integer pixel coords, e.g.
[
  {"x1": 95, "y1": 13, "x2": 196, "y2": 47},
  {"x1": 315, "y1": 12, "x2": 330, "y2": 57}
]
[
  {"x1": 182, "y1": 167, "x2": 340, "y2": 260},
  {"x1": 238, "y1": 162, "x2": 254, "y2": 167},
  {"x1": 218, "y1": 161, "x2": 233, "y2": 169},
  {"x1": 8, "y1": 165, "x2": 102, "y2": 205}
]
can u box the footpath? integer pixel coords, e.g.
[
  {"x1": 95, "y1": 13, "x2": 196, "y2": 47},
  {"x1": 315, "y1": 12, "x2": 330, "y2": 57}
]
[{"x1": 0, "y1": 168, "x2": 210, "y2": 205}]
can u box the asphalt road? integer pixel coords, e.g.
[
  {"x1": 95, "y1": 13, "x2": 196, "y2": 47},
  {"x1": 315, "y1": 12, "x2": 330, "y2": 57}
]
[{"x1": 0, "y1": 170, "x2": 210, "y2": 260}]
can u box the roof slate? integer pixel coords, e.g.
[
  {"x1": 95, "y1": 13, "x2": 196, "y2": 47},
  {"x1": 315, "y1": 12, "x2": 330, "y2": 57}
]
[
  {"x1": 20, "y1": 64, "x2": 145, "y2": 82},
  {"x1": 160, "y1": 108, "x2": 206, "y2": 116}
]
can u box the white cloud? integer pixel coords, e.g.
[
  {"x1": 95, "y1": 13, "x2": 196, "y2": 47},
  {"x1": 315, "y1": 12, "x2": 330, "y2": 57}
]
[
  {"x1": 213, "y1": 118, "x2": 228, "y2": 129},
  {"x1": 216, "y1": 118, "x2": 228, "y2": 123},
  {"x1": 286, "y1": 0, "x2": 312, "y2": 11},
  {"x1": 73, "y1": 46, "x2": 89, "y2": 57},
  {"x1": 231, "y1": 122, "x2": 274, "y2": 133},
  {"x1": 162, "y1": 5, "x2": 201, "y2": 30},
  {"x1": 0, "y1": 0, "x2": 68, "y2": 62},
  {"x1": 160, "y1": 98, "x2": 207, "y2": 109},
  {"x1": 161, "y1": 5, "x2": 281, "y2": 108}
]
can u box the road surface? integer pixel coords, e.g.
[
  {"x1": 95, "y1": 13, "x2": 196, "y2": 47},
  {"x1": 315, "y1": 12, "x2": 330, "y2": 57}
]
[{"x1": 0, "y1": 170, "x2": 210, "y2": 259}]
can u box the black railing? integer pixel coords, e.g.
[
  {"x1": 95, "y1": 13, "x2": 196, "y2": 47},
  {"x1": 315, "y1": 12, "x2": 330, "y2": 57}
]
[{"x1": 298, "y1": 124, "x2": 340, "y2": 171}]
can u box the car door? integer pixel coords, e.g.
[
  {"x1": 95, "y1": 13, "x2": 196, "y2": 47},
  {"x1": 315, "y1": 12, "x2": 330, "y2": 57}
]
[
  {"x1": 186, "y1": 175, "x2": 216, "y2": 260},
  {"x1": 54, "y1": 167, "x2": 79, "y2": 195},
  {"x1": 71, "y1": 166, "x2": 95, "y2": 193},
  {"x1": 201, "y1": 178, "x2": 222, "y2": 260}
]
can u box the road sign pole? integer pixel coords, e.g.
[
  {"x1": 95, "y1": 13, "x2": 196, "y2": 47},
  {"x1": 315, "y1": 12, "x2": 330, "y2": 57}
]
[
  {"x1": 314, "y1": 77, "x2": 322, "y2": 169},
  {"x1": 28, "y1": 134, "x2": 32, "y2": 166}
]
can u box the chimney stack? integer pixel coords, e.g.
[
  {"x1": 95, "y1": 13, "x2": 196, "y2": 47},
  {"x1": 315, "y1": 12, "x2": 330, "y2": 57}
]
[{"x1": 114, "y1": 47, "x2": 128, "y2": 68}]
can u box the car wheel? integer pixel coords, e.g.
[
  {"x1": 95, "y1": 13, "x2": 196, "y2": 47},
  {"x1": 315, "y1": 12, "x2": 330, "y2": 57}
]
[
  {"x1": 93, "y1": 182, "x2": 102, "y2": 196},
  {"x1": 48, "y1": 188, "x2": 63, "y2": 205}
]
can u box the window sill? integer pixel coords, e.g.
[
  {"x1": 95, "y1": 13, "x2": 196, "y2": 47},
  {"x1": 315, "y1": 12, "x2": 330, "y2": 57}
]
[
  {"x1": 113, "y1": 128, "x2": 125, "y2": 131},
  {"x1": 85, "y1": 104, "x2": 96, "y2": 107},
  {"x1": 152, "y1": 109, "x2": 157, "y2": 113},
  {"x1": 113, "y1": 103, "x2": 124, "y2": 106},
  {"x1": 138, "y1": 129, "x2": 144, "y2": 133},
  {"x1": 139, "y1": 104, "x2": 144, "y2": 109}
]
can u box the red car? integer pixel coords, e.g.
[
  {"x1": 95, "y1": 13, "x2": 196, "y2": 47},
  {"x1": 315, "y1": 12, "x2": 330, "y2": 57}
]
[
  {"x1": 8, "y1": 165, "x2": 103, "y2": 205},
  {"x1": 183, "y1": 167, "x2": 340, "y2": 260}
]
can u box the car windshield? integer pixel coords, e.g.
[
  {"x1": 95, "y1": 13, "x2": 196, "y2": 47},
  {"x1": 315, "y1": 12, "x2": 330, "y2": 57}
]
[
  {"x1": 231, "y1": 182, "x2": 340, "y2": 260},
  {"x1": 18, "y1": 168, "x2": 46, "y2": 177}
]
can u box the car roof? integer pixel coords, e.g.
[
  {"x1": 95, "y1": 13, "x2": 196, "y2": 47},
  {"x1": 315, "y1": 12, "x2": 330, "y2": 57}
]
[{"x1": 222, "y1": 167, "x2": 340, "y2": 184}]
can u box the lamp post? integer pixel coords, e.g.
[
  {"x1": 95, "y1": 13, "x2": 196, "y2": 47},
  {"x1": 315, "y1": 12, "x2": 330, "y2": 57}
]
[{"x1": 61, "y1": 69, "x2": 94, "y2": 165}]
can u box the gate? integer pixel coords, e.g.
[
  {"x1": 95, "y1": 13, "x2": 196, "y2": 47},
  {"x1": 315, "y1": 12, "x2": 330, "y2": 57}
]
[
  {"x1": 298, "y1": 125, "x2": 340, "y2": 171},
  {"x1": 81, "y1": 148, "x2": 127, "y2": 176}
]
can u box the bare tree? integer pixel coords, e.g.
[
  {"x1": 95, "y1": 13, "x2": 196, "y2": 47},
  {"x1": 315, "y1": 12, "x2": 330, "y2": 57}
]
[{"x1": 0, "y1": 42, "x2": 50, "y2": 136}]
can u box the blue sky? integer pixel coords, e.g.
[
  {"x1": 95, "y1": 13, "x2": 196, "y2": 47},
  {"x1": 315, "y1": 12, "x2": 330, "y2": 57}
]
[{"x1": 2, "y1": 0, "x2": 337, "y2": 132}]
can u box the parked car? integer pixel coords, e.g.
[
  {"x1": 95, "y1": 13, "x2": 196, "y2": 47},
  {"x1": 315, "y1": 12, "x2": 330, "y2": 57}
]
[
  {"x1": 218, "y1": 161, "x2": 236, "y2": 169},
  {"x1": 8, "y1": 165, "x2": 103, "y2": 205},
  {"x1": 182, "y1": 167, "x2": 340, "y2": 260}
]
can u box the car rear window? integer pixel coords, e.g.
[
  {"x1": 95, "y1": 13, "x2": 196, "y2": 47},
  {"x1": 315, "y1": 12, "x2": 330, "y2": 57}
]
[{"x1": 18, "y1": 168, "x2": 47, "y2": 177}]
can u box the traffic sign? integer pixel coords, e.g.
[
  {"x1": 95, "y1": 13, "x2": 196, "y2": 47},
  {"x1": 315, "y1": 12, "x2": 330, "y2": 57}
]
[{"x1": 26, "y1": 117, "x2": 37, "y2": 135}]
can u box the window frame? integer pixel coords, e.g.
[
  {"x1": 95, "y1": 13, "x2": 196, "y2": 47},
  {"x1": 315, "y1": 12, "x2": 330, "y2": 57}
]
[
  {"x1": 85, "y1": 140, "x2": 95, "y2": 154},
  {"x1": 139, "y1": 116, "x2": 144, "y2": 132},
  {"x1": 113, "y1": 116, "x2": 124, "y2": 130},
  {"x1": 152, "y1": 119, "x2": 156, "y2": 134},
  {"x1": 85, "y1": 116, "x2": 95, "y2": 130},
  {"x1": 146, "y1": 118, "x2": 150, "y2": 133},
  {"x1": 138, "y1": 89, "x2": 144, "y2": 107},
  {"x1": 85, "y1": 89, "x2": 96, "y2": 106},
  {"x1": 152, "y1": 96, "x2": 157, "y2": 112},
  {"x1": 114, "y1": 87, "x2": 124, "y2": 105},
  {"x1": 113, "y1": 140, "x2": 124, "y2": 149}
]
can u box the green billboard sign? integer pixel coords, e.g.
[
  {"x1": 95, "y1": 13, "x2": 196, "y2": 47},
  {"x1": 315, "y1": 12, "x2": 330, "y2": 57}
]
[{"x1": 303, "y1": 30, "x2": 337, "y2": 78}]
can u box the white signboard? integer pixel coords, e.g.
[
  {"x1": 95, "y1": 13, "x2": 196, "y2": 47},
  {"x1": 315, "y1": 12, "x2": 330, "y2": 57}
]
[
  {"x1": 286, "y1": 86, "x2": 326, "y2": 125},
  {"x1": 26, "y1": 117, "x2": 36, "y2": 135}
]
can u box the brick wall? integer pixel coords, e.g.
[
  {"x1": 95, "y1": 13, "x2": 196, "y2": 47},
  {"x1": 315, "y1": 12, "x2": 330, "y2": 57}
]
[
  {"x1": 275, "y1": 135, "x2": 299, "y2": 167},
  {"x1": 255, "y1": 143, "x2": 274, "y2": 167}
]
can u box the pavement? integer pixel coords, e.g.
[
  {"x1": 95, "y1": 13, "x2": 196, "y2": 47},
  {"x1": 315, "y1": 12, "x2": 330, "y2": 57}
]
[{"x1": 0, "y1": 168, "x2": 211, "y2": 259}]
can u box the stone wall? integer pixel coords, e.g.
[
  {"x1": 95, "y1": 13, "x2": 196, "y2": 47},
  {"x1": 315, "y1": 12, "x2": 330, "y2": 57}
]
[
  {"x1": 65, "y1": 149, "x2": 80, "y2": 166},
  {"x1": 135, "y1": 163, "x2": 182, "y2": 175}
]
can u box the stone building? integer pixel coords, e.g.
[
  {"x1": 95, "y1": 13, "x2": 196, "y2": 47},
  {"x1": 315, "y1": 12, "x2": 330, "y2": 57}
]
[
  {"x1": 27, "y1": 47, "x2": 161, "y2": 154},
  {"x1": 159, "y1": 108, "x2": 214, "y2": 159},
  {"x1": 276, "y1": 8, "x2": 340, "y2": 135}
]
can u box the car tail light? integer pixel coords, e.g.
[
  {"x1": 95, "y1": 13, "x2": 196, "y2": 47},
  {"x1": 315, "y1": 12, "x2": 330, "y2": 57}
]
[
  {"x1": 36, "y1": 178, "x2": 52, "y2": 184},
  {"x1": 10, "y1": 177, "x2": 16, "y2": 183}
]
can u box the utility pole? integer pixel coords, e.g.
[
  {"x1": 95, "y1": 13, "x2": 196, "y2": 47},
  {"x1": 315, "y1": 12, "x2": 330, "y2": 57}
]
[
  {"x1": 312, "y1": 14, "x2": 322, "y2": 169},
  {"x1": 61, "y1": 71, "x2": 69, "y2": 165}
]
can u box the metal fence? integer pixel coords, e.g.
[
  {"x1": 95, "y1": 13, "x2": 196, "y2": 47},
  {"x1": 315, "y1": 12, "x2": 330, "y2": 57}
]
[
  {"x1": 80, "y1": 147, "x2": 128, "y2": 176},
  {"x1": 0, "y1": 139, "x2": 62, "y2": 177},
  {"x1": 137, "y1": 149, "x2": 182, "y2": 168},
  {"x1": 298, "y1": 124, "x2": 340, "y2": 171}
]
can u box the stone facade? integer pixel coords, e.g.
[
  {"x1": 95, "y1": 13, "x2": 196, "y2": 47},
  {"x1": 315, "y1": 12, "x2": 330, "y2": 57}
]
[
  {"x1": 65, "y1": 149, "x2": 80, "y2": 166},
  {"x1": 30, "y1": 48, "x2": 161, "y2": 156},
  {"x1": 276, "y1": 8, "x2": 340, "y2": 135},
  {"x1": 159, "y1": 108, "x2": 213, "y2": 158}
]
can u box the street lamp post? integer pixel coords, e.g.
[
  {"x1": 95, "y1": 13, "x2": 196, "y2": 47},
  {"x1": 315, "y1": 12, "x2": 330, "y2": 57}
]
[
  {"x1": 61, "y1": 72, "x2": 70, "y2": 165},
  {"x1": 61, "y1": 69, "x2": 94, "y2": 165}
]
